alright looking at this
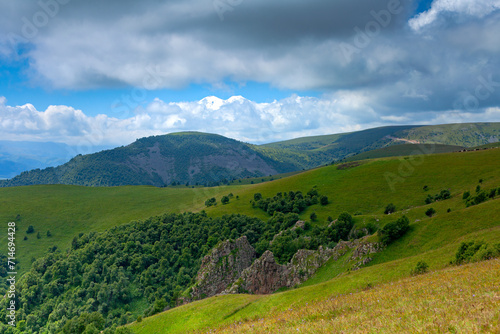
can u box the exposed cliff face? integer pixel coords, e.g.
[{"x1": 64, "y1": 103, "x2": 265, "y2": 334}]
[
  {"x1": 225, "y1": 250, "x2": 290, "y2": 294},
  {"x1": 191, "y1": 236, "x2": 256, "y2": 300},
  {"x1": 225, "y1": 241, "x2": 359, "y2": 295},
  {"x1": 191, "y1": 224, "x2": 384, "y2": 299}
]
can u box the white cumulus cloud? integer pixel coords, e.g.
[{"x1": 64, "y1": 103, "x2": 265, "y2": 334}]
[{"x1": 409, "y1": 0, "x2": 500, "y2": 31}]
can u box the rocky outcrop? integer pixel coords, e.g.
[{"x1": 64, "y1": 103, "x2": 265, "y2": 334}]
[
  {"x1": 350, "y1": 242, "x2": 384, "y2": 261},
  {"x1": 191, "y1": 236, "x2": 256, "y2": 300},
  {"x1": 225, "y1": 242, "x2": 355, "y2": 295},
  {"x1": 350, "y1": 241, "x2": 384, "y2": 271},
  {"x1": 224, "y1": 250, "x2": 290, "y2": 294},
  {"x1": 192, "y1": 234, "x2": 384, "y2": 299}
]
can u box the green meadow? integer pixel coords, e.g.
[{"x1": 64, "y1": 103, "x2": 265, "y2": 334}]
[{"x1": 0, "y1": 148, "x2": 498, "y2": 333}]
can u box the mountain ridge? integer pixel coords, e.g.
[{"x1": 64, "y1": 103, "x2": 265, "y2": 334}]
[{"x1": 1, "y1": 122, "x2": 499, "y2": 187}]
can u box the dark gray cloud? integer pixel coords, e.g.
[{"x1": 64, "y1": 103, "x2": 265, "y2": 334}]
[{"x1": 0, "y1": 0, "x2": 499, "y2": 139}]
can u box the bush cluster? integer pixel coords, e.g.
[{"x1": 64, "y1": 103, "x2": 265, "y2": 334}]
[
  {"x1": 379, "y1": 216, "x2": 410, "y2": 245},
  {"x1": 453, "y1": 240, "x2": 500, "y2": 265},
  {"x1": 251, "y1": 189, "x2": 327, "y2": 216},
  {"x1": 463, "y1": 186, "x2": 498, "y2": 207},
  {"x1": 425, "y1": 189, "x2": 451, "y2": 204}
]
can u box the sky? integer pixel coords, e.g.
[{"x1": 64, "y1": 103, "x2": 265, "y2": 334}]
[{"x1": 1, "y1": 0, "x2": 500, "y2": 149}]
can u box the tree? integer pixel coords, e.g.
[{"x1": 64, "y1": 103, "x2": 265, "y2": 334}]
[
  {"x1": 27, "y1": 225, "x2": 35, "y2": 234},
  {"x1": 221, "y1": 196, "x2": 229, "y2": 205},
  {"x1": 254, "y1": 193, "x2": 262, "y2": 201},
  {"x1": 37, "y1": 232, "x2": 41, "y2": 239},
  {"x1": 384, "y1": 203, "x2": 396, "y2": 214},
  {"x1": 425, "y1": 208, "x2": 436, "y2": 217},
  {"x1": 204, "y1": 197, "x2": 217, "y2": 207},
  {"x1": 310, "y1": 212, "x2": 317, "y2": 221},
  {"x1": 410, "y1": 261, "x2": 429, "y2": 275},
  {"x1": 47, "y1": 230, "x2": 52, "y2": 237},
  {"x1": 379, "y1": 215, "x2": 410, "y2": 244},
  {"x1": 320, "y1": 195, "x2": 329, "y2": 205}
]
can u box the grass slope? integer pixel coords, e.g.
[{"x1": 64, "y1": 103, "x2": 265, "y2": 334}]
[
  {"x1": 126, "y1": 148, "x2": 500, "y2": 333},
  {"x1": 129, "y1": 197, "x2": 500, "y2": 333},
  {"x1": 211, "y1": 258, "x2": 500, "y2": 333},
  {"x1": 0, "y1": 184, "x2": 243, "y2": 274},
  {"x1": 2, "y1": 148, "x2": 499, "y2": 274},
  {"x1": 255, "y1": 125, "x2": 418, "y2": 168},
  {"x1": 396, "y1": 122, "x2": 500, "y2": 147},
  {"x1": 343, "y1": 143, "x2": 463, "y2": 162}
]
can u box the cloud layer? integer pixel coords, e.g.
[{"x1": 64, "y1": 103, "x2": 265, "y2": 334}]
[
  {"x1": 2, "y1": 95, "x2": 500, "y2": 149},
  {"x1": 1, "y1": 0, "x2": 500, "y2": 146}
]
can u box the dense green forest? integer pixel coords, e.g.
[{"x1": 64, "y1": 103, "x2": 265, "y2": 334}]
[
  {"x1": 0, "y1": 179, "x2": 404, "y2": 334},
  {"x1": 0, "y1": 199, "x2": 376, "y2": 333}
]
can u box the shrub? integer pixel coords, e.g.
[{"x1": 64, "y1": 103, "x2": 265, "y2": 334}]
[
  {"x1": 253, "y1": 193, "x2": 262, "y2": 201},
  {"x1": 425, "y1": 208, "x2": 436, "y2": 217},
  {"x1": 462, "y1": 191, "x2": 470, "y2": 199},
  {"x1": 437, "y1": 189, "x2": 451, "y2": 200},
  {"x1": 310, "y1": 212, "x2": 317, "y2": 221},
  {"x1": 425, "y1": 195, "x2": 433, "y2": 204},
  {"x1": 423, "y1": 185, "x2": 429, "y2": 191},
  {"x1": 26, "y1": 225, "x2": 35, "y2": 234},
  {"x1": 320, "y1": 195, "x2": 329, "y2": 205},
  {"x1": 410, "y1": 260, "x2": 429, "y2": 276},
  {"x1": 47, "y1": 230, "x2": 52, "y2": 237},
  {"x1": 384, "y1": 203, "x2": 396, "y2": 214},
  {"x1": 426, "y1": 189, "x2": 451, "y2": 204},
  {"x1": 37, "y1": 232, "x2": 41, "y2": 239},
  {"x1": 204, "y1": 197, "x2": 217, "y2": 207},
  {"x1": 489, "y1": 189, "x2": 497, "y2": 198},
  {"x1": 379, "y1": 216, "x2": 410, "y2": 245},
  {"x1": 221, "y1": 196, "x2": 229, "y2": 205},
  {"x1": 452, "y1": 240, "x2": 500, "y2": 264},
  {"x1": 447, "y1": 208, "x2": 451, "y2": 213}
]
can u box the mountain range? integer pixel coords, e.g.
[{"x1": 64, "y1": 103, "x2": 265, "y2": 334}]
[{"x1": 1, "y1": 122, "x2": 499, "y2": 187}]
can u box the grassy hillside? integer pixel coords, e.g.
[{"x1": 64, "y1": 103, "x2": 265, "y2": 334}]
[
  {"x1": 204, "y1": 148, "x2": 499, "y2": 223},
  {"x1": 2, "y1": 148, "x2": 499, "y2": 275},
  {"x1": 128, "y1": 194, "x2": 500, "y2": 333},
  {"x1": 130, "y1": 257, "x2": 500, "y2": 333},
  {"x1": 1, "y1": 148, "x2": 499, "y2": 333},
  {"x1": 202, "y1": 258, "x2": 500, "y2": 333},
  {"x1": 396, "y1": 122, "x2": 500, "y2": 147},
  {"x1": 0, "y1": 184, "x2": 242, "y2": 274},
  {"x1": 125, "y1": 147, "x2": 500, "y2": 333},
  {"x1": 254, "y1": 125, "x2": 418, "y2": 168},
  {"x1": 343, "y1": 143, "x2": 462, "y2": 162}
]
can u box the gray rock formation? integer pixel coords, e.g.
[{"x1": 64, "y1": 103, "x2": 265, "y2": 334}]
[
  {"x1": 225, "y1": 241, "x2": 357, "y2": 295},
  {"x1": 191, "y1": 231, "x2": 384, "y2": 299},
  {"x1": 191, "y1": 236, "x2": 256, "y2": 299}
]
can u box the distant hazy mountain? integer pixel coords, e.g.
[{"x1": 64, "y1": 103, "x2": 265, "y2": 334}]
[
  {"x1": 1, "y1": 122, "x2": 498, "y2": 187},
  {"x1": 0, "y1": 141, "x2": 75, "y2": 179},
  {"x1": 0, "y1": 141, "x2": 111, "y2": 179}
]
